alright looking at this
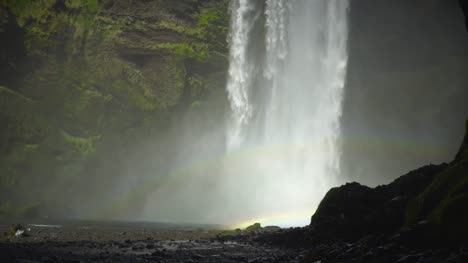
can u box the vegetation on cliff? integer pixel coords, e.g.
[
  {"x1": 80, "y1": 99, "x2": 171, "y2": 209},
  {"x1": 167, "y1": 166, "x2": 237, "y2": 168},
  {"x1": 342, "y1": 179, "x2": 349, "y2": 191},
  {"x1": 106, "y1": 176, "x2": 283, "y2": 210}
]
[
  {"x1": 306, "y1": 119, "x2": 468, "y2": 243},
  {"x1": 0, "y1": 0, "x2": 229, "y2": 217},
  {"x1": 406, "y1": 120, "x2": 468, "y2": 242}
]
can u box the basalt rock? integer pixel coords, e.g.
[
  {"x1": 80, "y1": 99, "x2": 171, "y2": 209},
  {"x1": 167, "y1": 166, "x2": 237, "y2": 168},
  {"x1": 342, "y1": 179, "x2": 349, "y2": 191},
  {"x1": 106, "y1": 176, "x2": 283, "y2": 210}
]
[
  {"x1": 460, "y1": 0, "x2": 468, "y2": 32},
  {"x1": 310, "y1": 164, "x2": 447, "y2": 241},
  {"x1": 308, "y1": 119, "x2": 468, "y2": 244},
  {"x1": 406, "y1": 119, "x2": 468, "y2": 243}
]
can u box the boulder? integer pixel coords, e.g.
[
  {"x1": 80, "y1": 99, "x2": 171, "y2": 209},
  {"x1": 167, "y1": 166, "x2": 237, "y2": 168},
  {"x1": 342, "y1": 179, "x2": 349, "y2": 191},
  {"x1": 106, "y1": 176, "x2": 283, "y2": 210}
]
[
  {"x1": 406, "y1": 119, "x2": 468, "y2": 242},
  {"x1": 245, "y1": 223, "x2": 262, "y2": 233},
  {"x1": 310, "y1": 164, "x2": 447, "y2": 241}
]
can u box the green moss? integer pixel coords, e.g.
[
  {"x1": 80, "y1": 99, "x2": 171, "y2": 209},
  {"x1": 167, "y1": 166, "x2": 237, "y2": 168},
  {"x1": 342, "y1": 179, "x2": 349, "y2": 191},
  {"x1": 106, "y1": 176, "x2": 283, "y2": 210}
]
[
  {"x1": 157, "y1": 21, "x2": 197, "y2": 35},
  {"x1": 65, "y1": 0, "x2": 82, "y2": 9},
  {"x1": 136, "y1": 2, "x2": 229, "y2": 62},
  {"x1": 405, "y1": 121, "x2": 468, "y2": 241},
  {"x1": 77, "y1": 89, "x2": 108, "y2": 112},
  {"x1": 153, "y1": 42, "x2": 210, "y2": 62},
  {"x1": 65, "y1": 0, "x2": 98, "y2": 12},
  {"x1": 85, "y1": 0, "x2": 98, "y2": 12},
  {"x1": 245, "y1": 222, "x2": 262, "y2": 232},
  {"x1": 190, "y1": 100, "x2": 202, "y2": 109},
  {"x1": 0, "y1": 86, "x2": 33, "y2": 103},
  {"x1": 195, "y1": 3, "x2": 229, "y2": 52},
  {"x1": 174, "y1": 61, "x2": 187, "y2": 98},
  {"x1": 406, "y1": 163, "x2": 468, "y2": 221},
  {"x1": 61, "y1": 130, "x2": 100, "y2": 158},
  {"x1": 113, "y1": 77, "x2": 161, "y2": 111},
  {"x1": 4, "y1": 0, "x2": 100, "y2": 54},
  {"x1": 0, "y1": 0, "x2": 230, "y2": 218},
  {"x1": 5, "y1": 0, "x2": 57, "y2": 27},
  {"x1": 128, "y1": 87, "x2": 159, "y2": 111},
  {"x1": 189, "y1": 75, "x2": 209, "y2": 99},
  {"x1": 3, "y1": 0, "x2": 64, "y2": 53}
]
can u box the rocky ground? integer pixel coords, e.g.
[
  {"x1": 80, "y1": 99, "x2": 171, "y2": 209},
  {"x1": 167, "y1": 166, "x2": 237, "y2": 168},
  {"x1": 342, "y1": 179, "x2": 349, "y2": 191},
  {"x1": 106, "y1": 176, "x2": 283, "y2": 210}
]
[
  {"x1": 0, "y1": 220, "x2": 304, "y2": 263},
  {"x1": 0, "y1": 124, "x2": 467, "y2": 263},
  {"x1": 252, "y1": 226, "x2": 468, "y2": 263},
  {"x1": 2, "y1": 219, "x2": 467, "y2": 263}
]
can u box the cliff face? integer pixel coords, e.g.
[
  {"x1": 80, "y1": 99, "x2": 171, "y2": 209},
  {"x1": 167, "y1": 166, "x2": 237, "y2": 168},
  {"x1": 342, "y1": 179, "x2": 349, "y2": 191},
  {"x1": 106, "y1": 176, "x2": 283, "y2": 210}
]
[
  {"x1": 308, "y1": 121, "x2": 468, "y2": 245},
  {"x1": 0, "y1": 0, "x2": 229, "y2": 218},
  {"x1": 314, "y1": 0, "x2": 468, "y2": 242},
  {"x1": 341, "y1": 0, "x2": 468, "y2": 185},
  {"x1": 405, "y1": 120, "x2": 468, "y2": 241}
]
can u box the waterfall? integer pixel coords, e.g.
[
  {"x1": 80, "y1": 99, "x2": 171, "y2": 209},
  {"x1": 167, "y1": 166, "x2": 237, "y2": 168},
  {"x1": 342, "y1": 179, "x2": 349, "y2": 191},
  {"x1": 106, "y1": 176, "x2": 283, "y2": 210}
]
[
  {"x1": 226, "y1": 0, "x2": 256, "y2": 148},
  {"x1": 225, "y1": 0, "x2": 349, "y2": 226}
]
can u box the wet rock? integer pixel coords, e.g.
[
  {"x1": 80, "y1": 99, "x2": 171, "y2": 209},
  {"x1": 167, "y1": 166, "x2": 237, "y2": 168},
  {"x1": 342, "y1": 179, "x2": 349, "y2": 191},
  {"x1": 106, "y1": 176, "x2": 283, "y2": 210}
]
[
  {"x1": 118, "y1": 241, "x2": 130, "y2": 249},
  {"x1": 15, "y1": 229, "x2": 25, "y2": 237},
  {"x1": 310, "y1": 163, "x2": 447, "y2": 242},
  {"x1": 7, "y1": 224, "x2": 28, "y2": 238},
  {"x1": 397, "y1": 253, "x2": 424, "y2": 263},
  {"x1": 151, "y1": 250, "x2": 166, "y2": 257},
  {"x1": 146, "y1": 243, "x2": 155, "y2": 249},
  {"x1": 16, "y1": 259, "x2": 41, "y2": 263},
  {"x1": 131, "y1": 245, "x2": 145, "y2": 251},
  {"x1": 261, "y1": 226, "x2": 281, "y2": 233},
  {"x1": 40, "y1": 256, "x2": 51, "y2": 261},
  {"x1": 192, "y1": 254, "x2": 204, "y2": 259}
]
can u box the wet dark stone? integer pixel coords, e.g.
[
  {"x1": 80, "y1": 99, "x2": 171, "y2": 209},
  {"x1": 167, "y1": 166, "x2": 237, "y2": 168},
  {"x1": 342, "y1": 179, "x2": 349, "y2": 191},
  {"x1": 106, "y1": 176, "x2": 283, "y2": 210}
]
[
  {"x1": 146, "y1": 243, "x2": 155, "y2": 249},
  {"x1": 192, "y1": 254, "x2": 204, "y2": 259}
]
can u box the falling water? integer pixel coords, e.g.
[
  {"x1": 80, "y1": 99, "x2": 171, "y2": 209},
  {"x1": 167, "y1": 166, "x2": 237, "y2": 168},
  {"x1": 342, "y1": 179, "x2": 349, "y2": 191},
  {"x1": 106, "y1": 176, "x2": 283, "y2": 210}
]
[{"x1": 225, "y1": 0, "x2": 349, "y2": 226}]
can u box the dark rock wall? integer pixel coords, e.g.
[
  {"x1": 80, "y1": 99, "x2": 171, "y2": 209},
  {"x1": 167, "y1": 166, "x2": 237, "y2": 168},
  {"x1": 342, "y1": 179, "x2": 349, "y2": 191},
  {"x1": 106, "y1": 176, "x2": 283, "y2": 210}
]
[
  {"x1": 316, "y1": 0, "x2": 468, "y2": 232},
  {"x1": 342, "y1": 0, "x2": 468, "y2": 185},
  {"x1": 310, "y1": 164, "x2": 447, "y2": 241},
  {"x1": 406, "y1": 121, "x2": 468, "y2": 242},
  {"x1": 310, "y1": 123, "x2": 468, "y2": 243}
]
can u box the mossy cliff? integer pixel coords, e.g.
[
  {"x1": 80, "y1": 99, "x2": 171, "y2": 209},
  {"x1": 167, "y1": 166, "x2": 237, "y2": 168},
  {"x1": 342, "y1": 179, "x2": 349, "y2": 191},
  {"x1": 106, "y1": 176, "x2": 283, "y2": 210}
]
[
  {"x1": 309, "y1": 120, "x2": 468, "y2": 243},
  {"x1": 341, "y1": 0, "x2": 468, "y2": 185},
  {"x1": 0, "y1": 0, "x2": 229, "y2": 217},
  {"x1": 405, "y1": 120, "x2": 468, "y2": 242}
]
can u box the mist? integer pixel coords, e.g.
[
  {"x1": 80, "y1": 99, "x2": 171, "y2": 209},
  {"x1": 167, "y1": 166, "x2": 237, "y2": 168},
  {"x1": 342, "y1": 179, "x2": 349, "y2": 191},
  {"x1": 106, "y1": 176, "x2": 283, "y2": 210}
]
[
  {"x1": 1, "y1": 0, "x2": 467, "y2": 229},
  {"x1": 58, "y1": 0, "x2": 350, "y2": 227},
  {"x1": 136, "y1": 0, "x2": 468, "y2": 227}
]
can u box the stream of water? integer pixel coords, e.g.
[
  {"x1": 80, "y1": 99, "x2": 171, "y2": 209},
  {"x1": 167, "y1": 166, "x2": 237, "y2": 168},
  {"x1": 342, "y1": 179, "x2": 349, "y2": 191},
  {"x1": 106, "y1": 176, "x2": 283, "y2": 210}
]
[{"x1": 224, "y1": 0, "x2": 349, "y2": 226}]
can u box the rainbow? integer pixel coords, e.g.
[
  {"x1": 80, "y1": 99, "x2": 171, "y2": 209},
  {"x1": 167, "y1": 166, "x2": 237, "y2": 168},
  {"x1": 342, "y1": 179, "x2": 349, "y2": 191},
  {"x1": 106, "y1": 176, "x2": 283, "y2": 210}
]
[{"x1": 89, "y1": 134, "x2": 449, "y2": 226}]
